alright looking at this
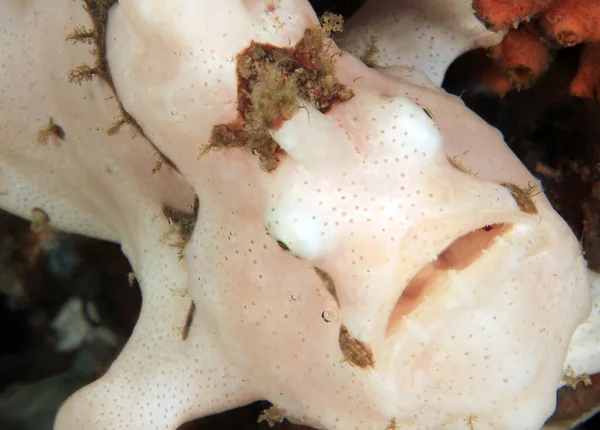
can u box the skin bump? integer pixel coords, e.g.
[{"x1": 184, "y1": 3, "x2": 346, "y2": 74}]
[
  {"x1": 338, "y1": 325, "x2": 374, "y2": 369},
  {"x1": 501, "y1": 182, "x2": 539, "y2": 215},
  {"x1": 315, "y1": 267, "x2": 340, "y2": 306},
  {"x1": 181, "y1": 301, "x2": 196, "y2": 341}
]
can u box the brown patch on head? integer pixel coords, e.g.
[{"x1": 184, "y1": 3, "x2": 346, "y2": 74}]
[
  {"x1": 36, "y1": 117, "x2": 65, "y2": 145},
  {"x1": 314, "y1": 267, "x2": 339, "y2": 306},
  {"x1": 339, "y1": 325, "x2": 374, "y2": 368},
  {"x1": 205, "y1": 21, "x2": 354, "y2": 171},
  {"x1": 501, "y1": 182, "x2": 539, "y2": 214}
]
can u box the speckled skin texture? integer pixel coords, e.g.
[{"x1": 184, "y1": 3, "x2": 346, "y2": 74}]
[
  {"x1": 0, "y1": 1, "x2": 596, "y2": 429},
  {"x1": 335, "y1": 0, "x2": 504, "y2": 85}
]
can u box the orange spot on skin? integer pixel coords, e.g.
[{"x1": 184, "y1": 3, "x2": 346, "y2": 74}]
[{"x1": 265, "y1": 1, "x2": 280, "y2": 13}]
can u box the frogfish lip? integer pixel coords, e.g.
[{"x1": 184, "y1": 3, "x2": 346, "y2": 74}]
[{"x1": 385, "y1": 222, "x2": 513, "y2": 338}]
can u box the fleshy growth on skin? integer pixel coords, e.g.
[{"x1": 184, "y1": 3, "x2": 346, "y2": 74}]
[
  {"x1": 501, "y1": 182, "x2": 540, "y2": 215},
  {"x1": 360, "y1": 35, "x2": 380, "y2": 68},
  {"x1": 314, "y1": 267, "x2": 340, "y2": 306},
  {"x1": 66, "y1": 0, "x2": 176, "y2": 171},
  {"x1": 385, "y1": 418, "x2": 400, "y2": 430},
  {"x1": 319, "y1": 11, "x2": 344, "y2": 35},
  {"x1": 36, "y1": 117, "x2": 65, "y2": 145},
  {"x1": 465, "y1": 415, "x2": 478, "y2": 430},
  {"x1": 562, "y1": 365, "x2": 592, "y2": 389},
  {"x1": 339, "y1": 325, "x2": 375, "y2": 369},
  {"x1": 205, "y1": 14, "x2": 353, "y2": 172},
  {"x1": 181, "y1": 301, "x2": 196, "y2": 341},
  {"x1": 447, "y1": 155, "x2": 474, "y2": 175},
  {"x1": 30, "y1": 207, "x2": 51, "y2": 233},
  {"x1": 152, "y1": 160, "x2": 164, "y2": 175},
  {"x1": 66, "y1": 0, "x2": 138, "y2": 136},
  {"x1": 66, "y1": 0, "x2": 116, "y2": 85},
  {"x1": 66, "y1": 26, "x2": 95, "y2": 45},
  {"x1": 257, "y1": 405, "x2": 286, "y2": 426},
  {"x1": 161, "y1": 198, "x2": 200, "y2": 260}
]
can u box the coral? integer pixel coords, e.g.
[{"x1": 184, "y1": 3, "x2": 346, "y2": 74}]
[
  {"x1": 473, "y1": 0, "x2": 554, "y2": 31},
  {"x1": 570, "y1": 42, "x2": 600, "y2": 101},
  {"x1": 0, "y1": 0, "x2": 598, "y2": 429},
  {"x1": 486, "y1": 24, "x2": 550, "y2": 90},
  {"x1": 473, "y1": 0, "x2": 600, "y2": 100},
  {"x1": 539, "y1": 0, "x2": 600, "y2": 47},
  {"x1": 340, "y1": 1, "x2": 600, "y2": 102}
]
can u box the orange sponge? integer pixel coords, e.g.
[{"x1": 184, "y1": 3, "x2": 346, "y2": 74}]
[
  {"x1": 487, "y1": 24, "x2": 550, "y2": 89},
  {"x1": 472, "y1": 0, "x2": 553, "y2": 31},
  {"x1": 570, "y1": 43, "x2": 600, "y2": 101},
  {"x1": 540, "y1": 0, "x2": 600, "y2": 46}
]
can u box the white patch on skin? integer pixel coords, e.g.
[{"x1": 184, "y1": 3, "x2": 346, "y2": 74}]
[
  {"x1": 336, "y1": 0, "x2": 504, "y2": 85},
  {"x1": 564, "y1": 270, "x2": 600, "y2": 378}
]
